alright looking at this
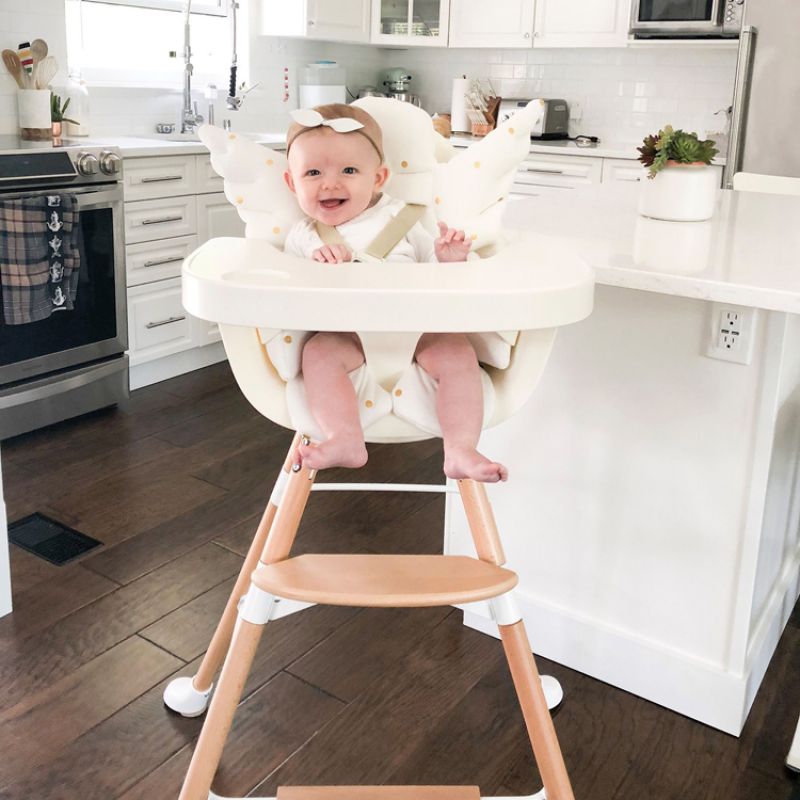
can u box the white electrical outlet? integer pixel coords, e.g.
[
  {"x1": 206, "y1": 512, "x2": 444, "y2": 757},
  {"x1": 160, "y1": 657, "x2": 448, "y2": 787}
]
[
  {"x1": 706, "y1": 303, "x2": 757, "y2": 364},
  {"x1": 569, "y1": 102, "x2": 583, "y2": 122}
]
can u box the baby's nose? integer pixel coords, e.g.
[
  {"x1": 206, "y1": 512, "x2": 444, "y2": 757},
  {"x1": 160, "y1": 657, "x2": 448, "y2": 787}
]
[{"x1": 321, "y1": 172, "x2": 341, "y2": 189}]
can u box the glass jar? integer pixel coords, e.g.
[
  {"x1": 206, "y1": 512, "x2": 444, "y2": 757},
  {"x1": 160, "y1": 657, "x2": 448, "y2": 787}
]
[{"x1": 63, "y1": 72, "x2": 90, "y2": 137}]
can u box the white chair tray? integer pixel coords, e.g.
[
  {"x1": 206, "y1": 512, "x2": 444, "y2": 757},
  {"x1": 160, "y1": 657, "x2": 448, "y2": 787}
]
[{"x1": 182, "y1": 235, "x2": 594, "y2": 333}]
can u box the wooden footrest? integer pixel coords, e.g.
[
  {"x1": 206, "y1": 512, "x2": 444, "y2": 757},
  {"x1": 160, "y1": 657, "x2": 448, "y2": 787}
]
[
  {"x1": 277, "y1": 787, "x2": 481, "y2": 799},
  {"x1": 252, "y1": 554, "x2": 517, "y2": 608}
]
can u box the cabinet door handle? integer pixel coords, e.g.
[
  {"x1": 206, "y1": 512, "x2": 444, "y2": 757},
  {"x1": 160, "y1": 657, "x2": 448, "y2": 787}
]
[
  {"x1": 141, "y1": 215, "x2": 184, "y2": 226},
  {"x1": 143, "y1": 255, "x2": 185, "y2": 267},
  {"x1": 523, "y1": 167, "x2": 565, "y2": 175},
  {"x1": 141, "y1": 175, "x2": 184, "y2": 183},
  {"x1": 146, "y1": 315, "x2": 186, "y2": 329}
]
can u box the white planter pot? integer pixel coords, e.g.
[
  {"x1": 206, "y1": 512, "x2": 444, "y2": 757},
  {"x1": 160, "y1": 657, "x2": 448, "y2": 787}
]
[{"x1": 638, "y1": 163, "x2": 718, "y2": 222}]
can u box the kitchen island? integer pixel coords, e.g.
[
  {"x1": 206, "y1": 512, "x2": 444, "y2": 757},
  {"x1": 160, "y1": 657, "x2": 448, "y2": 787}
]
[{"x1": 447, "y1": 183, "x2": 800, "y2": 735}]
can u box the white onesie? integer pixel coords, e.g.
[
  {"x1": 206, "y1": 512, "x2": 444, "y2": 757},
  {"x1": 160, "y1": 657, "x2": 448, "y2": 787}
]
[
  {"x1": 264, "y1": 193, "x2": 514, "y2": 440},
  {"x1": 283, "y1": 193, "x2": 436, "y2": 263}
]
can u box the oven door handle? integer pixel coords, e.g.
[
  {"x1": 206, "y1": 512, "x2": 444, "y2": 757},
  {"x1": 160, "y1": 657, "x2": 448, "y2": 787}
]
[{"x1": 69, "y1": 186, "x2": 125, "y2": 211}]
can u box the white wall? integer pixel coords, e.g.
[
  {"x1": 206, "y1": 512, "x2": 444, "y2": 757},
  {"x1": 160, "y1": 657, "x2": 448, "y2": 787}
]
[
  {"x1": 398, "y1": 45, "x2": 737, "y2": 143},
  {"x1": 0, "y1": 1, "x2": 384, "y2": 136},
  {"x1": 1, "y1": 4, "x2": 735, "y2": 147}
]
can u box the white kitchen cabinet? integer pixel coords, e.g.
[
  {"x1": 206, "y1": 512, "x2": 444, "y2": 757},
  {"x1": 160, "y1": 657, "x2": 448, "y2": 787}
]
[
  {"x1": 602, "y1": 157, "x2": 647, "y2": 184},
  {"x1": 123, "y1": 155, "x2": 197, "y2": 201},
  {"x1": 124, "y1": 195, "x2": 198, "y2": 245},
  {"x1": 511, "y1": 152, "x2": 603, "y2": 195},
  {"x1": 195, "y1": 192, "x2": 246, "y2": 345},
  {"x1": 127, "y1": 278, "x2": 193, "y2": 366},
  {"x1": 371, "y1": 0, "x2": 450, "y2": 46},
  {"x1": 448, "y1": 0, "x2": 534, "y2": 48},
  {"x1": 533, "y1": 0, "x2": 631, "y2": 47},
  {"x1": 263, "y1": 0, "x2": 371, "y2": 42},
  {"x1": 125, "y1": 235, "x2": 198, "y2": 287}
]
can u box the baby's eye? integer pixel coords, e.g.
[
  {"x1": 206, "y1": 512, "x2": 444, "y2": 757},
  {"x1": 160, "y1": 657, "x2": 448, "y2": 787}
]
[
  {"x1": 342, "y1": 167, "x2": 358, "y2": 175},
  {"x1": 305, "y1": 169, "x2": 320, "y2": 177}
]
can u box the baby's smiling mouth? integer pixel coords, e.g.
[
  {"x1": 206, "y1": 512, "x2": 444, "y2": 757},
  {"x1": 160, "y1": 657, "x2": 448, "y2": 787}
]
[{"x1": 319, "y1": 198, "x2": 347, "y2": 209}]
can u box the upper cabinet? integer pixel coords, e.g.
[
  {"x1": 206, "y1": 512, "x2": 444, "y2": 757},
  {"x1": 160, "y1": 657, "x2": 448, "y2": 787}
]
[
  {"x1": 533, "y1": 0, "x2": 631, "y2": 48},
  {"x1": 371, "y1": 0, "x2": 450, "y2": 46},
  {"x1": 264, "y1": 0, "x2": 371, "y2": 42},
  {"x1": 448, "y1": 0, "x2": 534, "y2": 48}
]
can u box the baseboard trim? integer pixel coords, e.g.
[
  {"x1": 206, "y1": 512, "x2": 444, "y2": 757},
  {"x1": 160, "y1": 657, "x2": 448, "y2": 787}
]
[
  {"x1": 129, "y1": 343, "x2": 227, "y2": 390},
  {"x1": 463, "y1": 552, "x2": 800, "y2": 735}
]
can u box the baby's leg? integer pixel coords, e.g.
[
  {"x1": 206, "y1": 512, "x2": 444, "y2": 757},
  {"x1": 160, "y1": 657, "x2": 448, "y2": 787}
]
[
  {"x1": 415, "y1": 333, "x2": 508, "y2": 483},
  {"x1": 298, "y1": 331, "x2": 368, "y2": 470}
]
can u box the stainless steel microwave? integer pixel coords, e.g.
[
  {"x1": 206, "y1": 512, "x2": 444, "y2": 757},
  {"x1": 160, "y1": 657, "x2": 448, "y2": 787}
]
[{"x1": 630, "y1": 0, "x2": 744, "y2": 38}]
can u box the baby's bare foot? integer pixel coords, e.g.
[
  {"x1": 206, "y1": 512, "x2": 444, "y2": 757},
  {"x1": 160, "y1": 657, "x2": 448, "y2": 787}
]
[
  {"x1": 444, "y1": 446, "x2": 508, "y2": 483},
  {"x1": 297, "y1": 435, "x2": 368, "y2": 470}
]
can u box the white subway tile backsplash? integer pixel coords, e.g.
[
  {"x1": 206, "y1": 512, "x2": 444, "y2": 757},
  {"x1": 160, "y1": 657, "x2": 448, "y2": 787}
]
[{"x1": 1, "y1": 0, "x2": 737, "y2": 146}]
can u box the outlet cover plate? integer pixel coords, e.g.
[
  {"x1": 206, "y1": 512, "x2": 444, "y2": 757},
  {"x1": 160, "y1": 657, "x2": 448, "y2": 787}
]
[{"x1": 706, "y1": 303, "x2": 757, "y2": 365}]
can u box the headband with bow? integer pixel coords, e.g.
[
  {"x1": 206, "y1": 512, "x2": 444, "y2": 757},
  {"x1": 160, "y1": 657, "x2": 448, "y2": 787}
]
[
  {"x1": 286, "y1": 108, "x2": 383, "y2": 161},
  {"x1": 289, "y1": 108, "x2": 365, "y2": 133}
]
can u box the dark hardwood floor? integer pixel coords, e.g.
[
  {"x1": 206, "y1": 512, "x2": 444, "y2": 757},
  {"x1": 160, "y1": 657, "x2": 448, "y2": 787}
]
[{"x1": 1, "y1": 361, "x2": 798, "y2": 800}]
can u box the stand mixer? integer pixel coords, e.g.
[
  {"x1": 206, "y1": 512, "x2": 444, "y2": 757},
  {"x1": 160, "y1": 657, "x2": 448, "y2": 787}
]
[{"x1": 382, "y1": 68, "x2": 421, "y2": 107}]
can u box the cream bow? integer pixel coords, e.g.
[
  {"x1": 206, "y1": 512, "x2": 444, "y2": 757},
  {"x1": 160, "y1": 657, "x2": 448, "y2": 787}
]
[{"x1": 290, "y1": 108, "x2": 364, "y2": 132}]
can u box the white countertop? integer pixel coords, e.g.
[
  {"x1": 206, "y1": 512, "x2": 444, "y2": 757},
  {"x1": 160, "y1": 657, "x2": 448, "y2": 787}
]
[
  {"x1": 100, "y1": 132, "x2": 646, "y2": 161},
  {"x1": 503, "y1": 183, "x2": 800, "y2": 313}
]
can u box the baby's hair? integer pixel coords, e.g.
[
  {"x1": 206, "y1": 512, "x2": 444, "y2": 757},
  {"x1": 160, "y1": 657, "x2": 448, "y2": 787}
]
[{"x1": 286, "y1": 103, "x2": 384, "y2": 163}]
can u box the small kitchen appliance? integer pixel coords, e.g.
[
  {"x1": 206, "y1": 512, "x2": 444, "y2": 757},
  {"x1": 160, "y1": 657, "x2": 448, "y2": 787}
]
[
  {"x1": 498, "y1": 98, "x2": 569, "y2": 140},
  {"x1": 0, "y1": 136, "x2": 128, "y2": 439},
  {"x1": 298, "y1": 61, "x2": 346, "y2": 108},
  {"x1": 630, "y1": 0, "x2": 744, "y2": 38},
  {"x1": 382, "y1": 68, "x2": 421, "y2": 107}
]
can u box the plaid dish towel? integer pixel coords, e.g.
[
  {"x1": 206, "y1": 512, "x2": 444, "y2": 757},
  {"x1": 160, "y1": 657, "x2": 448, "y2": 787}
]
[{"x1": 0, "y1": 194, "x2": 81, "y2": 325}]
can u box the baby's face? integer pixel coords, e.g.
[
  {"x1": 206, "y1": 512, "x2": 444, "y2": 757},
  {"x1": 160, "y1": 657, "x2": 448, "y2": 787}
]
[{"x1": 284, "y1": 128, "x2": 388, "y2": 226}]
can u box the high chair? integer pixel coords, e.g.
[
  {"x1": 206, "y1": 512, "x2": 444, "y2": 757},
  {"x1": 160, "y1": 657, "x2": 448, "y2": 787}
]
[{"x1": 167, "y1": 98, "x2": 594, "y2": 800}]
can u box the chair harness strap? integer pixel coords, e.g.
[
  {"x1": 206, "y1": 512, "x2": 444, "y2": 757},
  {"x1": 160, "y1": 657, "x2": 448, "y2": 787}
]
[{"x1": 316, "y1": 202, "x2": 426, "y2": 261}]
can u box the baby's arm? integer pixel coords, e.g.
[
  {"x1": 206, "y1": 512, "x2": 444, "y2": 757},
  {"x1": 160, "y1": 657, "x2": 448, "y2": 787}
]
[{"x1": 434, "y1": 221, "x2": 472, "y2": 263}]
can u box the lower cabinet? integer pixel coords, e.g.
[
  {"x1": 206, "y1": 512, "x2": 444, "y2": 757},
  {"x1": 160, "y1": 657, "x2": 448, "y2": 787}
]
[{"x1": 124, "y1": 153, "x2": 246, "y2": 387}]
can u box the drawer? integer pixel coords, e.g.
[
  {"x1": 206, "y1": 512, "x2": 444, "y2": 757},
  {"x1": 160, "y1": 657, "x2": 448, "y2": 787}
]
[
  {"x1": 602, "y1": 158, "x2": 647, "y2": 184},
  {"x1": 124, "y1": 195, "x2": 197, "y2": 244},
  {"x1": 126, "y1": 235, "x2": 198, "y2": 287},
  {"x1": 127, "y1": 277, "x2": 193, "y2": 365},
  {"x1": 515, "y1": 153, "x2": 603, "y2": 189},
  {"x1": 123, "y1": 155, "x2": 197, "y2": 201},
  {"x1": 196, "y1": 154, "x2": 224, "y2": 194}
]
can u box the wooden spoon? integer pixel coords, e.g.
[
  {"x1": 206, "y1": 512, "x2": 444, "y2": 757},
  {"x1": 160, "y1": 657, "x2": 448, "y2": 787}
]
[
  {"x1": 31, "y1": 39, "x2": 48, "y2": 65},
  {"x1": 33, "y1": 55, "x2": 58, "y2": 90},
  {"x1": 2, "y1": 49, "x2": 26, "y2": 89}
]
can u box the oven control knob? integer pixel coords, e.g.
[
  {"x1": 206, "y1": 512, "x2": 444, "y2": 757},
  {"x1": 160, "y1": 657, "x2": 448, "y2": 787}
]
[
  {"x1": 76, "y1": 152, "x2": 99, "y2": 175},
  {"x1": 99, "y1": 151, "x2": 122, "y2": 175}
]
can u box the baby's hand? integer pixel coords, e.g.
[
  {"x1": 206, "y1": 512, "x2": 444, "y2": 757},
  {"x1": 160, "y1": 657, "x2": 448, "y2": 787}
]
[
  {"x1": 435, "y1": 221, "x2": 472, "y2": 263},
  {"x1": 312, "y1": 244, "x2": 353, "y2": 264}
]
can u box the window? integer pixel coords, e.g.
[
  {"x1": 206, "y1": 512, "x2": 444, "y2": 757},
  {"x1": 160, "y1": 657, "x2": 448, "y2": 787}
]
[{"x1": 65, "y1": 0, "x2": 231, "y2": 88}]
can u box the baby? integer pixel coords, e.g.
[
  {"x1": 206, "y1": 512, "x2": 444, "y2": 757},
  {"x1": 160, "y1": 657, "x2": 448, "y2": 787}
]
[{"x1": 283, "y1": 103, "x2": 508, "y2": 483}]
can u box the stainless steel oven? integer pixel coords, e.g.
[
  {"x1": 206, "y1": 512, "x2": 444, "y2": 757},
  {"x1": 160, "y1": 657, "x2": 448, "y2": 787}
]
[
  {"x1": 0, "y1": 138, "x2": 128, "y2": 439},
  {"x1": 630, "y1": 0, "x2": 744, "y2": 38}
]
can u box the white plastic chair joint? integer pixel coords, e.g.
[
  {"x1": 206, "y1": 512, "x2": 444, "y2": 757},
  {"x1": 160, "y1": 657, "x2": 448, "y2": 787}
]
[
  {"x1": 269, "y1": 597, "x2": 316, "y2": 620},
  {"x1": 269, "y1": 467, "x2": 290, "y2": 508},
  {"x1": 238, "y1": 585, "x2": 276, "y2": 625},
  {"x1": 489, "y1": 591, "x2": 522, "y2": 625}
]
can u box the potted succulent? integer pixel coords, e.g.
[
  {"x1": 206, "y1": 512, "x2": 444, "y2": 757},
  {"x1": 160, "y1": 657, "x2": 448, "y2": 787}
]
[
  {"x1": 636, "y1": 125, "x2": 719, "y2": 222},
  {"x1": 50, "y1": 92, "x2": 78, "y2": 138}
]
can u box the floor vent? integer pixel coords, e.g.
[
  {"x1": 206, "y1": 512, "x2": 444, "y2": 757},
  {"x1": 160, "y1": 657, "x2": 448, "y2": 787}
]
[{"x1": 8, "y1": 513, "x2": 102, "y2": 565}]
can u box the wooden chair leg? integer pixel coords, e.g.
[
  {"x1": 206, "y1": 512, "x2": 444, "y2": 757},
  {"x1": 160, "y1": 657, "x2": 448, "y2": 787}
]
[
  {"x1": 500, "y1": 620, "x2": 575, "y2": 800},
  {"x1": 192, "y1": 434, "x2": 301, "y2": 693},
  {"x1": 179, "y1": 614, "x2": 266, "y2": 800}
]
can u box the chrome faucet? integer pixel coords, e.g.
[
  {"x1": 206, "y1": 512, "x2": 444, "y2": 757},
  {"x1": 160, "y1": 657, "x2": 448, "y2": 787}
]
[
  {"x1": 225, "y1": 0, "x2": 260, "y2": 111},
  {"x1": 180, "y1": 0, "x2": 204, "y2": 134}
]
